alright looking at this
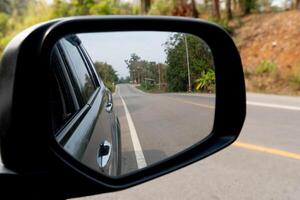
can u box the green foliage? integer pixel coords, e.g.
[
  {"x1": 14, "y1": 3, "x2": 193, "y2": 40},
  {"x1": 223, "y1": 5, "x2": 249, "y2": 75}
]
[
  {"x1": 290, "y1": 73, "x2": 300, "y2": 85},
  {"x1": 51, "y1": 0, "x2": 71, "y2": 17},
  {"x1": 164, "y1": 33, "x2": 214, "y2": 92},
  {"x1": 89, "y1": 0, "x2": 114, "y2": 15},
  {"x1": 69, "y1": 0, "x2": 95, "y2": 15},
  {"x1": 148, "y1": 0, "x2": 175, "y2": 15},
  {"x1": 138, "y1": 81, "x2": 162, "y2": 93},
  {"x1": 0, "y1": 0, "x2": 141, "y2": 57},
  {"x1": 125, "y1": 53, "x2": 165, "y2": 85},
  {"x1": 0, "y1": 1, "x2": 54, "y2": 56},
  {"x1": 0, "y1": 35, "x2": 11, "y2": 54},
  {"x1": 140, "y1": 80, "x2": 155, "y2": 90},
  {"x1": 94, "y1": 61, "x2": 118, "y2": 91},
  {"x1": 0, "y1": 12, "x2": 9, "y2": 34},
  {"x1": 195, "y1": 69, "x2": 215, "y2": 92},
  {"x1": 255, "y1": 60, "x2": 277, "y2": 75}
]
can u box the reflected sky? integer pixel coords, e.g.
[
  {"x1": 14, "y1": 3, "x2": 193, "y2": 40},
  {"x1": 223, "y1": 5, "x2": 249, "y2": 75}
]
[{"x1": 78, "y1": 32, "x2": 171, "y2": 78}]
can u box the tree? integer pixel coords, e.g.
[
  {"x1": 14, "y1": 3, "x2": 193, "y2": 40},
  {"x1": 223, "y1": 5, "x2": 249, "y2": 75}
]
[
  {"x1": 226, "y1": 0, "x2": 233, "y2": 20},
  {"x1": 164, "y1": 33, "x2": 214, "y2": 92},
  {"x1": 141, "y1": 0, "x2": 151, "y2": 14},
  {"x1": 125, "y1": 53, "x2": 142, "y2": 83},
  {"x1": 0, "y1": 13, "x2": 9, "y2": 35},
  {"x1": 69, "y1": 0, "x2": 95, "y2": 15},
  {"x1": 51, "y1": 0, "x2": 70, "y2": 17},
  {"x1": 125, "y1": 53, "x2": 163, "y2": 85},
  {"x1": 94, "y1": 61, "x2": 118, "y2": 91},
  {"x1": 9, "y1": 0, "x2": 31, "y2": 16},
  {"x1": 0, "y1": 0, "x2": 11, "y2": 14},
  {"x1": 191, "y1": 0, "x2": 199, "y2": 18},
  {"x1": 239, "y1": 0, "x2": 256, "y2": 15},
  {"x1": 212, "y1": 0, "x2": 221, "y2": 20},
  {"x1": 294, "y1": 0, "x2": 300, "y2": 9}
]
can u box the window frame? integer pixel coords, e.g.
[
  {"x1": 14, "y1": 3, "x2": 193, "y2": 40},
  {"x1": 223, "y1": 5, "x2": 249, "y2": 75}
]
[
  {"x1": 50, "y1": 45, "x2": 81, "y2": 135},
  {"x1": 57, "y1": 38, "x2": 98, "y2": 106}
]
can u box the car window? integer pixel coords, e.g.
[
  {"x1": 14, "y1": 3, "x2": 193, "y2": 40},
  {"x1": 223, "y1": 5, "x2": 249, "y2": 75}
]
[
  {"x1": 60, "y1": 38, "x2": 96, "y2": 103},
  {"x1": 49, "y1": 47, "x2": 79, "y2": 133},
  {"x1": 80, "y1": 45, "x2": 101, "y2": 86}
]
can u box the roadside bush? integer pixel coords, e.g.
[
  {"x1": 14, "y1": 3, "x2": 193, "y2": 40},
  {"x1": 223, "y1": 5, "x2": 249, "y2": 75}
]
[
  {"x1": 289, "y1": 70, "x2": 300, "y2": 86},
  {"x1": 140, "y1": 81, "x2": 155, "y2": 90},
  {"x1": 194, "y1": 69, "x2": 215, "y2": 93},
  {"x1": 105, "y1": 82, "x2": 115, "y2": 92},
  {"x1": 255, "y1": 60, "x2": 277, "y2": 75}
]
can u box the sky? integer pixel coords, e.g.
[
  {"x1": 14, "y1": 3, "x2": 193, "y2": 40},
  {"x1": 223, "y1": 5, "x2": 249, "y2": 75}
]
[{"x1": 78, "y1": 31, "x2": 172, "y2": 78}]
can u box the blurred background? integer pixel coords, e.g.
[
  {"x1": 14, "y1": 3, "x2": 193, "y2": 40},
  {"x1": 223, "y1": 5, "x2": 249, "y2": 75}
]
[{"x1": 0, "y1": 0, "x2": 300, "y2": 95}]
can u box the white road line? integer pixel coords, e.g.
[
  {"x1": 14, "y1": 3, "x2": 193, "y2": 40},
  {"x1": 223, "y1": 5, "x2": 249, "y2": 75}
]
[
  {"x1": 247, "y1": 101, "x2": 300, "y2": 111},
  {"x1": 117, "y1": 86, "x2": 147, "y2": 169}
]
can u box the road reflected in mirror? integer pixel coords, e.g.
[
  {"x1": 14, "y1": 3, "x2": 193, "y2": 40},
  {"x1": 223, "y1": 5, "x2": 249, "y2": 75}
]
[{"x1": 50, "y1": 31, "x2": 215, "y2": 177}]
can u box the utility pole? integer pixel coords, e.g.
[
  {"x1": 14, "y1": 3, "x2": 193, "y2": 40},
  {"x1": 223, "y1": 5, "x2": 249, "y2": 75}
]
[{"x1": 184, "y1": 34, "x2": 192, "y2": 92}]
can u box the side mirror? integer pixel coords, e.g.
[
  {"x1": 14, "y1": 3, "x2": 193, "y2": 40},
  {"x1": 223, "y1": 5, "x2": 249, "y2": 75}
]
[{"x1": 0, "y1": 16, "x2": 246, "y2": 199}]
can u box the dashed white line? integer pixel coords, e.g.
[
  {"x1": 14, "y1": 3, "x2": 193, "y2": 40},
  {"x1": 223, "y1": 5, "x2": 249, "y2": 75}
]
[
  {"x1": 247, "y1": 101, "x2": 300, "y2": 111},
  {"x1": 117, "y1": 86, "x2": 147, "y2": 169}
]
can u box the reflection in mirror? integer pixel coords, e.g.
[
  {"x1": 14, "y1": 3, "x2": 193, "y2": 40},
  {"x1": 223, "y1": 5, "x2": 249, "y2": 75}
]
[{"x1": 50, "y1": 31, "x2": 215, "y2": 177}]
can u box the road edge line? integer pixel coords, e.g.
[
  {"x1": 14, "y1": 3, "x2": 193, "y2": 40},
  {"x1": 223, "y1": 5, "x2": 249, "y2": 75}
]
[
  {"x1": 118, "y1": 87, "x2": 147, "y2": 169},
  {"x1": 247, "y1": 101, "x2": 300, "y2": 111}
]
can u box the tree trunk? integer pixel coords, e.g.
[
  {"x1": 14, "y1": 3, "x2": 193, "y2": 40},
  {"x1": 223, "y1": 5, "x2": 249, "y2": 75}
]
[
  {"x1": 226, "y1": 0, "x2": 233, "y2": 20},
  {"x1": 232, "y1": 0, "x2": 237, "y2": 11},
  {"x1": 212, "y1": 0, "x2": 221, "y2": 20},
  {"x1": 295, "y1": 0, "x2": 300, "y2": 9},
  {"x1": 141, "y1": 0, "x2": 151, "y2": 14},
  {"x1": 191, "y1": 0, "x2": 199, "y2": 18}
]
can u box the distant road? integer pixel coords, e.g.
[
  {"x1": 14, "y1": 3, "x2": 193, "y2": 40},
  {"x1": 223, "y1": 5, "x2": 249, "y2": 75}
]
[{"x1": 78, "y1": 88, "x2": 300, "y2": 200}]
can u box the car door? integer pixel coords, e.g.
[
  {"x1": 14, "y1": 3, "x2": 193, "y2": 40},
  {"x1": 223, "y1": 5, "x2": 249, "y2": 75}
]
[{"x1": 51, "y1": 36, "x2": 120, "y2": 176}]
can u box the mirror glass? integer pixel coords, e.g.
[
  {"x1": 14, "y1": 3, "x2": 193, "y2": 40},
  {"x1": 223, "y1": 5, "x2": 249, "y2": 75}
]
[{"x1": 50, "y1": 31, "x2": 215, "y2": 177}]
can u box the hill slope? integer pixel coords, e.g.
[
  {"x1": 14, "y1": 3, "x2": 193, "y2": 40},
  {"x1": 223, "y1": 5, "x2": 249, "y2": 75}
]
[{"x1": 233, "y1": 10, "x2": 300, "y2": 95}]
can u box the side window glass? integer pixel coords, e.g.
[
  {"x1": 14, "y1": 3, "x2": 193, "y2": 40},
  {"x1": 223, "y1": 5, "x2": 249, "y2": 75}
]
[
  {"x1": 50, "y1": 47, "x2": 78, "y2": 133},
  {"x1": 61, "y1": 38, "x2": 96, "y2": 103}
]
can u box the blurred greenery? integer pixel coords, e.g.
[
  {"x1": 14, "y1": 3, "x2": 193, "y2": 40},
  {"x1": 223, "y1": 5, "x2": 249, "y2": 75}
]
[
  {"x1": 164, "y1": 33, "x2": 214, "y2": 92},
  {"x1": 1, "y1": 0, "x2": 297, "y2": 56},
  {"x1": 195, "y1": 68, "x2": 215, "y2": 92},
  {"x1": 0, "y1": 0, "x2": 299, "y2": 94},
  {"x1": 255, "y1": 60, "x2": 277, "y2": 75},
  {"x1": 94, "y1": 61, "x2": 118, "y2": 91}
]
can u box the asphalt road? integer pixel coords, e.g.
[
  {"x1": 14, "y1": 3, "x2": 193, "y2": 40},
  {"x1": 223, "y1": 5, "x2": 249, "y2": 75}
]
[
  {"x1": 113, "y1": 84, "x2": 215, "y2": 174},
  {"x1": 73, "y1": 86, "x2": 300, "y2": 199}
]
